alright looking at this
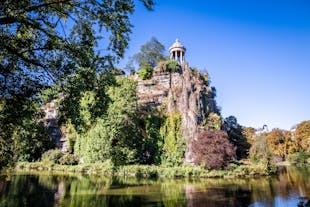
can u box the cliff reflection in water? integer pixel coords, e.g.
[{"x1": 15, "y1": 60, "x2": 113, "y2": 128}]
[{"x1": 0, "y1": 167, "x2": 310, "y2": 207}]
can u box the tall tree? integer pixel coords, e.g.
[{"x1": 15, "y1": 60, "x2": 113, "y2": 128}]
[
  {"x1": 74, "y1": 77, "x2": 141, "y2": 166},
  {"x1": 1, "y1": 1, "x2": 154, "y2": 97},
  {"x1": 267, "y1": 129, "x2": 290, "y2": 160},
  {"x1": 223, "y1": 116, "x2": 250, "y2": 159},
  {"x1": 133, "y1": 36, "x2": 166, "y2": 68},
  {"x1": 242, "y1": 127, "x2": 256, "y2": 145},
  {"x1": 294, "y1": 120, "x2": 310, "y2": 152},
  {"x1": 0, "y1": 0, "x2": 154, "y2": 167},
  {"x1": 249, "y1": 134, "x2": 276, "y2": 174}
]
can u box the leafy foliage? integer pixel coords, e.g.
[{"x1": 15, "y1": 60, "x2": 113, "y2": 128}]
[
  {"x1": 160, "y1": 113, "x2": 185, "y2": 166},
  {"x1": 157, "y1": 60, "x2": 180, "y2": 73},
  {"x1": 250, "y1": 135, "x2": 271, "y2": 163},
  {"x1": 61, "y1": 120, "x2": 77, "y2": 154},
  {"x1": 224, "y1": 116, "x2": 250, "y2": 159},
  {"x1": 0, "y1": 98, "x2": 52, "y2": 167},
  {"x1": 191, "y1": 130, "x2": 235, "y2": 170},
  {"x1": 140, "y1": 113, "x2": 163, "y2": 165},
  {"x1": 0, "y1": 0, "x2": 154, "y2": 167},
  {"x1": 203, "y1": 112, "x2": 222, "y2": 131},
  {"x1": 59, "y1": 154, "x2": 79, "y2": 166},
  {"x1": 294, "y1": 120, "x2": 310, "y2": 152},
  {"x1": 242, "y1": 127, "x2": 256, "y2": 145},
  {"x1": 288, "y1": 151, "x2": 310, "y2": 166},
  {"x1": 133, "y1": 37, "x2": 166, "y2": 68},
  {"x1": 137, "y1": 63, "x2": 154, "y2": 80},
  {"x1": 249, "y1": 134, "x2": 276, "y2": 174},
  {"x1": 267, "y1": 129, "x2": 294, "y2": 160},
  {"x1": 41, "y1": 149, "x2": 64, "y2": 164},
  {"x1": 134, "y1": 37, "x2": 166, "y2": 79},
  {"x1": 74, "y1": 77, "x2": 141, "y2": 166}
]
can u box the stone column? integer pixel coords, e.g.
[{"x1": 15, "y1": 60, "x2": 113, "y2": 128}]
[{"x1": 181, "y1": 51, "x2": 183, "y2": 63}]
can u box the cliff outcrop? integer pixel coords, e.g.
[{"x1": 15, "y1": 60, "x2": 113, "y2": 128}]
[{"x1": 136, "y1": 61, "x2": 218, "y2": 163}]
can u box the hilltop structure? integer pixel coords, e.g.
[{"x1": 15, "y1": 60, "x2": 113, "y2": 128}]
[{"x1": 136, "y1": 39, "x2": 219, "y2": 163}]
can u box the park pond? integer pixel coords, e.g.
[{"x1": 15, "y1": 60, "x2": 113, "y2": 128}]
[{"x1": 0, "y1": 166, "x2": 310, "y2": 207}]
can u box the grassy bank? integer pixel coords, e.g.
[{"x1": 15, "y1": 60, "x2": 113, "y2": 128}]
[{"x1": 15, "y1": 161, "x2": 274, "y2": 178}]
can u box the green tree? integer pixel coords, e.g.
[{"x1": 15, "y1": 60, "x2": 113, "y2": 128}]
[
  {"x1": 74, "y1": 77, "x2": 141, "y2": 166},
  {"x1": 0, "y1": 0, "x2": 154, "y2": 166},
  {"x1": 250, "y1": 134, "x2": 276, "y2": 174},
  {"x1": 0, "y1": 92, "x2": 53, "y2": 167},
  {"x1": 133, "y1": 37, "x2": 166, "y2": 68},
  {"x1": 224, "y1": 116, "x2": 250, "y2": 159}
]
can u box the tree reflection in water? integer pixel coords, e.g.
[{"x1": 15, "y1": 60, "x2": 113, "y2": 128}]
[{"x1": 0, "y1": 167, "x2": 309, "y2": 207}]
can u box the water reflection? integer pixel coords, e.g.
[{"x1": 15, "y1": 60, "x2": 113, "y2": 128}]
[{"x1": 0, "y1": 167, "x2": 309, "y2": 207}]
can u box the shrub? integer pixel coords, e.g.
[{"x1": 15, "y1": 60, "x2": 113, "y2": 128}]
[
  {"x1": 41, "y1": 149, "x2": 64, "y2": 164},
  {"x1": 59, "y1": 154, "x2": 79, "y2": 165},
  {"x1": 288, "y1": 151, "x2": 310, "y2": 165},
  {"x1": 137, "y1": 64, "x2": 153, "y2": 80},
  {"x1": 191, "y1": 130, "x2": 236, "y2": 170},
  {"x1": 166, "y1": 60, "x2": 179, "y2": 72},
  {"x1": 157, "y1": 60, "x2": 180, "y2": 73}
]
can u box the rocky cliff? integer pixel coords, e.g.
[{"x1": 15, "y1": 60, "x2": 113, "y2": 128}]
[
  {"x1": 43, "y1": 61, "x2": 219, "y2": 163},
  {"x1": 136, "y1": 61, "x2": 218, "y2": 163}
]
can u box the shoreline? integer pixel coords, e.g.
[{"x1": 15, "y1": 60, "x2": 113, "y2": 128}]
[{"x1": 12, "y1": 161, "x2": 277, "y2": 179}]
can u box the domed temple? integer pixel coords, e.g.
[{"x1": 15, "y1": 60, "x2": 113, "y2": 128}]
[{"x1": 169, "y1": 39, "x2": 186, "y2": 64}]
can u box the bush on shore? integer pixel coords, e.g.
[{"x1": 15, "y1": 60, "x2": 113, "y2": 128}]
[
  {"x1": 15, "y1": 160, "x2": 274, "y2": 178},
  {"x1": 288, "y1": 151, "x2": 310, "y2": 166}
]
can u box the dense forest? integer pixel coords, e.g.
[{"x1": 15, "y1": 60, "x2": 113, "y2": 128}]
[{"x1": 1, "y1": 1, "x2": 310, "y2": 173}]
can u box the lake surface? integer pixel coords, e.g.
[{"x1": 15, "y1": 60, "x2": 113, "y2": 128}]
[{"x1": 0, "y1": 167, "x2": 310, "y2": 207}]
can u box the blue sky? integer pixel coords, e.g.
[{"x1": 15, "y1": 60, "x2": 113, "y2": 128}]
[{"x1": 118, "y1": 0, "x2": 310, "y2": 130}]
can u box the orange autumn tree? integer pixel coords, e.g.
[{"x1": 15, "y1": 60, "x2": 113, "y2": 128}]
[
  {"x1": 267, "y1": 129, "x2": 296, "y2": 160},
  {"x1": 294, "y1": 120, "x2": 310, "y2": 152}
]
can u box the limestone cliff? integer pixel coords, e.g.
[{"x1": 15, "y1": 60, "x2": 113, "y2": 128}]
[{"x1": 136, "y1": 61, "x2": 218, "y2": 163}]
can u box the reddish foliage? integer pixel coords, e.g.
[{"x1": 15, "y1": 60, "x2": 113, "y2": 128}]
[{"x1": 191, "y1": 130, "x2": 236, "y2": 169}]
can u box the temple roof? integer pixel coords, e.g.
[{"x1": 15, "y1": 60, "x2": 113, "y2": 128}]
[{"x1": 169, "y1": 39, "x2": 186, "y2": 52}]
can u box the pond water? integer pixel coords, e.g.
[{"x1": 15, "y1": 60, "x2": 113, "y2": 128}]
[{"x1": 0, "y1": 167, "x2": 310, "y2": 207}]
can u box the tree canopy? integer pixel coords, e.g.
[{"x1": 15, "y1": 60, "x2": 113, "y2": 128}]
[
  {"x1": 0, "y1": 0, "x2": 154, "y2": 167},
  {"x1": 294, "y1": 120, "x2": 310, "y2": 152},
  {"x1": 133, "y1": 36, "x2": 166, "y2": 68},
  {"x1": 1, "y1": 0, "x2": 154, "y2": 97}
]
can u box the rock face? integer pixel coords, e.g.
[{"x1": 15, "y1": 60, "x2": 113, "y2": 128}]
[
  {"x1": 136, "y1": 61, "x2": 218, "y2": 163},
  {"x1": 43, "y1": 101, "x2": 67, "y2": 152}
]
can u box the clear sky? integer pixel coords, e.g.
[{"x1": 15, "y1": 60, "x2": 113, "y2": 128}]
[{"x1": 118, "y1": 0, "x2": 310, "y2": 130}]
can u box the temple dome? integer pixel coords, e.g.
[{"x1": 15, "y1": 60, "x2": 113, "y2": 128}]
[
  {"x1": 169, "y1": 39, "x2": 186, "y2": 63},
  {"x1": 169, "y1": 39, "x2": 186, "y2": 53}
]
